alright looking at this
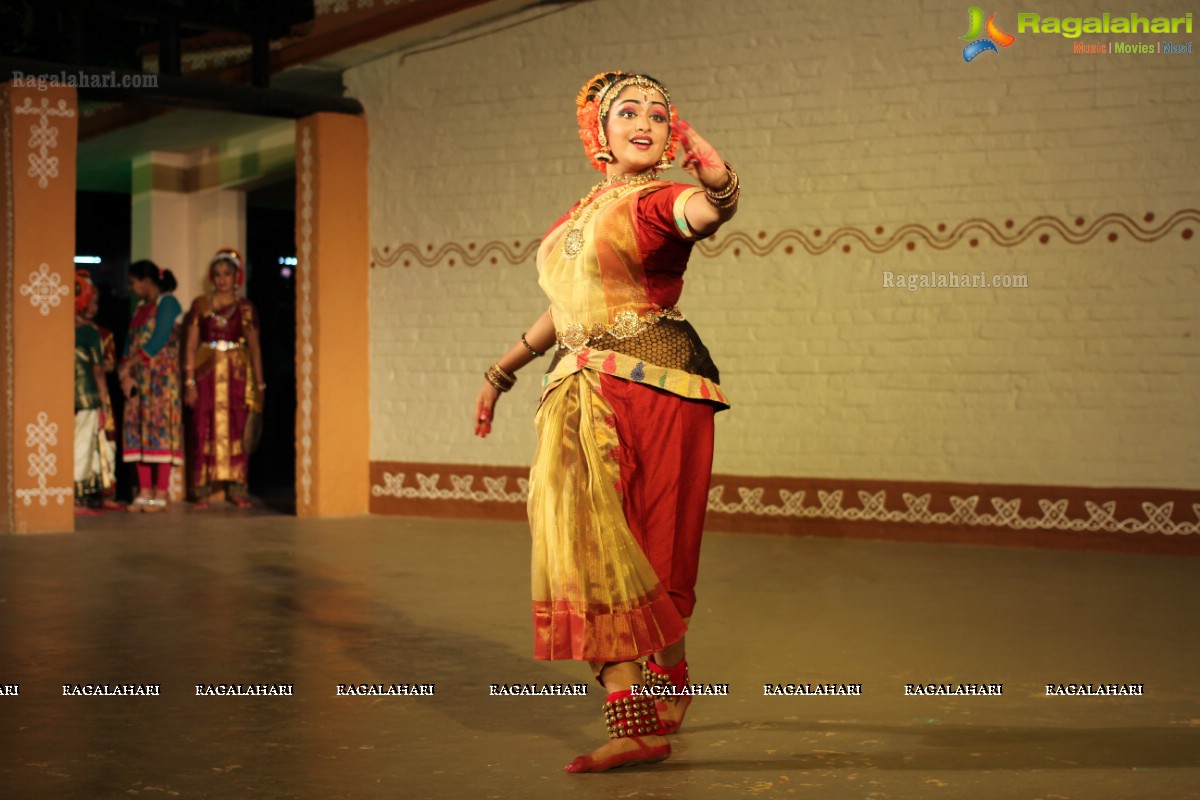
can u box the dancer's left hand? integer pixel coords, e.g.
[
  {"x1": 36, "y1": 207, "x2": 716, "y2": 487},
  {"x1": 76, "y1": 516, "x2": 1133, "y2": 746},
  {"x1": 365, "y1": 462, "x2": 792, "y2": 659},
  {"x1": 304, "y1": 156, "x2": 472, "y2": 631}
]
[{"x1": 676, "y1": 120, "x2": 728, "y2": 191}]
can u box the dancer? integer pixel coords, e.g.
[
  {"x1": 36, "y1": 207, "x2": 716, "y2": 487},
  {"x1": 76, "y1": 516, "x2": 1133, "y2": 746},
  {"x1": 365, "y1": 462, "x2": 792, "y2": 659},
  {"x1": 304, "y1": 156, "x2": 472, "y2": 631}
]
[
  {"x1": 73, "y1": 272, "x2": 114, "y2": 513},
  {"x1": 82, "y1": 286, "x2": 123, "y2": 510},
  {"x1": 120, "y1": 260, "x2": 184, "y2": 513},
  {"x1": 473, "y1": 71, "x2": 738, "y2": 772},
  {"x1": 183, "y1": 248, "x2": 264, "y2": 508}
]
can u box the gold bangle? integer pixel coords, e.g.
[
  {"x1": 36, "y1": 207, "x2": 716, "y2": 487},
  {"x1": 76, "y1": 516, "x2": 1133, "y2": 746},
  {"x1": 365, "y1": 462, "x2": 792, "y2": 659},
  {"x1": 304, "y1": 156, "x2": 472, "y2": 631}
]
[
  {"x1": 704, "y1": 162, "x2": 739, "y2": 201},
  {"x1": 520, "y1": 333, "x2": 544, "y2": 358},
  {"x1": 485, "y1": 363, "x2": 516, "y2": 393},
  {"x1": 706, "y1": 186, "x2": 740, "y2": 210}
]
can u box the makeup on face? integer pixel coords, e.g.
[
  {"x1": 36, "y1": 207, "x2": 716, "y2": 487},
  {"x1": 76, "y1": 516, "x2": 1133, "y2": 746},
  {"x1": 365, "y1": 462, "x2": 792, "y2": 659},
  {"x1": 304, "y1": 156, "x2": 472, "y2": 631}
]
[{"x1": 604, "y1": 86, "x2": 670, "y2": 173}]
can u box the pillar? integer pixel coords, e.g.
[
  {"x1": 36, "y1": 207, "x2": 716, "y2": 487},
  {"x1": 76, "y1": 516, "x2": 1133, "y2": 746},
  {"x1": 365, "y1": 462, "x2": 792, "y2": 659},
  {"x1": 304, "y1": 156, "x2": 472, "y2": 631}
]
[
  {"x1": 1, "y1": 82, "x2": 78, "y2": 533},
  {"x1": 294, "y1": 114, "x2": 369, "y2": 517}
]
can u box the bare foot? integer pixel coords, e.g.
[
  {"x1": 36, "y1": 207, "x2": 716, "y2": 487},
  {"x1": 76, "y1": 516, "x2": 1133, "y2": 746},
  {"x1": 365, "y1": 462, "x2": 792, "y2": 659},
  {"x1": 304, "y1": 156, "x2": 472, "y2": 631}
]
[{"x1": 565, "y1": 734, "x2": 669, "y2": 773}]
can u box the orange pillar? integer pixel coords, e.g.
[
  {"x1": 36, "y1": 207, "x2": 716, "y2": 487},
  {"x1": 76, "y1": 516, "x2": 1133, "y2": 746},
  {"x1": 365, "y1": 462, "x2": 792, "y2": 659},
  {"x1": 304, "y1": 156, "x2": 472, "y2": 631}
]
[
  {"x1": 294, "y1": 113, "x2": 369, "y2": 517},
  {"x1": 1, "y1": 83, "x2": 78, "y2": 533}
]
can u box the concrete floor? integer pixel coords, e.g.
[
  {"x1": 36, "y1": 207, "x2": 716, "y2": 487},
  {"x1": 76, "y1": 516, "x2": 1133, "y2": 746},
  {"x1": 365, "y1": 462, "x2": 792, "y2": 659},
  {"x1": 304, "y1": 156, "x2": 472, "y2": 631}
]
[{"x1": 1, "y1": 508, "x2": 1198, "y2": 800}]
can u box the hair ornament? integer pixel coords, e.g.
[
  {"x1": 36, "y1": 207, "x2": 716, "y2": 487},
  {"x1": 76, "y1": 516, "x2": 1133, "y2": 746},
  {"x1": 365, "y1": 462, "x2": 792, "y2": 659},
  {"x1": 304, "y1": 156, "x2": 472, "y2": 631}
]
[{"x1": 74, "y1": 270, "x2": 96, "y2": 315}]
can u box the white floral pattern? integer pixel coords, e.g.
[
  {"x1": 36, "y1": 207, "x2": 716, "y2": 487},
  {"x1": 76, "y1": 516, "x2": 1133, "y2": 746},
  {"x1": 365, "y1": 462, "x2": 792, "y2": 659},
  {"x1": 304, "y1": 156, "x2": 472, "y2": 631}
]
[
  {"x1": 370, "y1": 469, "x2": 1199, "y2": 537},
  {"x1": 705, "y1": 486, "x2": 1200, "y2": 536},
  {"x1": 372, "y1": 472, "x2": 528, "y2": 503},
  {"x1": 15, "y1": 413, "x2": 71, "y2": 507},
  {"x1": 19, "y1": 263, "x2": 69, "y2": 316},
  {"x1": 14, "y1": 97, "x2": 75, "y2": 189}
]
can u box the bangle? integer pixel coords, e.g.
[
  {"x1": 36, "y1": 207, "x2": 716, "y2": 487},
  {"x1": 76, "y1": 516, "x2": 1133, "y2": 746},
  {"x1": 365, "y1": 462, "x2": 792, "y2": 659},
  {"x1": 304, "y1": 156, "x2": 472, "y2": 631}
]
[
  {"x1": 485, "y1": 363, "x2": 516, "y2": 393},
  {"x1": 258, "y1": 383, "x2": 267, "y2": 389},
  {"x1": 704, "y1": 162, "x2": 739, "y2": 207},
  {"x1": 185, "y1": 379, "x2": 196, "y2": 387},
  {"x1": 704, "y1": 162, "x2": 738, "y2": 198},
  {"x1": 707, "y1": 186, "x2": 740, "y2": 210},
  {"x1": 520, "y1": 333, "x2": 544, "y2": 358}
]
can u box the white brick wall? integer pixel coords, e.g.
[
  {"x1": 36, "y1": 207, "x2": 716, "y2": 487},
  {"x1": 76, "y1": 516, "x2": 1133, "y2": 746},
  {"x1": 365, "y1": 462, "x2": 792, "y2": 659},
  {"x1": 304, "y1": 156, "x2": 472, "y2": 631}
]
[{"x1": 348, "y1": 0, "x2": 1200, "y2": 488}]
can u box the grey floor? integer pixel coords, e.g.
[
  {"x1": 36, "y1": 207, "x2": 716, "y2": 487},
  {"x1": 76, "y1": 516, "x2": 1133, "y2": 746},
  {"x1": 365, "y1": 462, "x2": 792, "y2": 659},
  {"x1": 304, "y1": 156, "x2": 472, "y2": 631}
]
[{"x1": 1, "y1": 507, "x2": 1198, "y2": 799}]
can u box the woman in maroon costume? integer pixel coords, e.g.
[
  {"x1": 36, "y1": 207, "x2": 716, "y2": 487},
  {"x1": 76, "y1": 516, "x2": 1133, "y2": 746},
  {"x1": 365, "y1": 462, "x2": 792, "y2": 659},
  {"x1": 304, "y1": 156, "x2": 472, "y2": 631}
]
[{"x1": 184, "y1": 248, "x2": 264, "y2": 508}]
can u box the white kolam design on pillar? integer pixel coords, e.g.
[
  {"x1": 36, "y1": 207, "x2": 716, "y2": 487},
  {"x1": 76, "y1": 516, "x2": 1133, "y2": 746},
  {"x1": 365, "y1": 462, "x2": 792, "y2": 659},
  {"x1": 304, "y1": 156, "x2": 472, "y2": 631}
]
[
  {"x1": 13, "y1": 97, "x2": 76, "y2": 189},
  {"x1": 297, "y1": 126, "x2": 314, "y2": 506},
  {"x1": 16, "y1": 412, "x2": 71, "y2": 506},
  {"x1": 20, "y1": 263, "x2": 69, "y2": 316}
]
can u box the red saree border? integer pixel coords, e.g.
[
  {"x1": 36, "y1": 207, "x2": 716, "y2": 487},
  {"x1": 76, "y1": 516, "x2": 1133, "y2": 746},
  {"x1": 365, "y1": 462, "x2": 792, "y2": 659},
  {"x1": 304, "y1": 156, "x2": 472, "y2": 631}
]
[
  {"x1": 533, "y1": 587, "x2": 688, "y2": 662},
  {"x1": 370, "y1": 461, "x2": 1200, "y2": 554}
]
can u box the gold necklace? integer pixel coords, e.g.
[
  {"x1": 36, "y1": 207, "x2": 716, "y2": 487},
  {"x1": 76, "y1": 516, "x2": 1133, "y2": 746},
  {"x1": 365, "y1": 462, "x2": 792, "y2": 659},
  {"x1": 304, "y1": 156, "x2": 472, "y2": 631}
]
[
  {"x1": 206, "y1": 293, "x2": 238, "y2": 327},
  {"x1": 562, "y1": 169, "x2": 659, "y2": 257}
]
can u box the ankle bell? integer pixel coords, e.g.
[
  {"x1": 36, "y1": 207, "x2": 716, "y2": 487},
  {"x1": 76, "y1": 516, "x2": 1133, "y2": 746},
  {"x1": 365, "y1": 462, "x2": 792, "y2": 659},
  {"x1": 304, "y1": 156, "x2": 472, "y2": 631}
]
[{"x1": 602, "y1": 689, "x2": 664, "y2": 739}]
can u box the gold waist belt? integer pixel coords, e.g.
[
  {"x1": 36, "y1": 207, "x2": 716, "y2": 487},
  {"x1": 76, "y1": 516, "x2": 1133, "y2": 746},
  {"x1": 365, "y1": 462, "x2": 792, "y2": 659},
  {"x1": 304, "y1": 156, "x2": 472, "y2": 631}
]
[
  {"x1": 556, "y1": 307, "x2": 685, "y2": 353},
  {"x1": 202, "y1": 340, "x2": 243, "y2": 352}
]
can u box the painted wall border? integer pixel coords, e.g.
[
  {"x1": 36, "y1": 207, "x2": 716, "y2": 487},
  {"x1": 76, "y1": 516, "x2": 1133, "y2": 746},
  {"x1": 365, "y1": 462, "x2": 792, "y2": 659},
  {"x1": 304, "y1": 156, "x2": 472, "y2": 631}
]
[
  {"x1": 370, "y1": 461, "x2": 1200, "y2": 554},
  {"x1": 370, "y1": 209, "x2": 1199, "y2": 269}
]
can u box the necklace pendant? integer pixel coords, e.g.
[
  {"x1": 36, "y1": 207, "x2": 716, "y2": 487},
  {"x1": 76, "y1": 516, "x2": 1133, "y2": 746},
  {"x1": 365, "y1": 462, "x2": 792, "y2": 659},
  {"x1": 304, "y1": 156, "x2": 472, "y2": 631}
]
[{"x1": 563, "y1": 228, "x2": 584, "y2": 257}]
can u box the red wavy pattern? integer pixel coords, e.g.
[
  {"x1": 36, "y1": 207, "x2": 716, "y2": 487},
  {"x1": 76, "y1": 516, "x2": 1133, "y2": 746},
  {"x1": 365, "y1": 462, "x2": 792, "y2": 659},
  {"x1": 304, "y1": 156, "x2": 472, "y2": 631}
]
[{"x1": 370, "y1": 209, "x2": 1198, "y2": 268}]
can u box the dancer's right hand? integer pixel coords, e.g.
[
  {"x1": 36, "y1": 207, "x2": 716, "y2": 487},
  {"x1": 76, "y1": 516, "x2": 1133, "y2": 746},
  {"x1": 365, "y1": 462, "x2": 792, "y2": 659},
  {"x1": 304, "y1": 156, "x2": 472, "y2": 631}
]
[{"x1": 474, "y1": 382, "x2": 500, "y2": 438}]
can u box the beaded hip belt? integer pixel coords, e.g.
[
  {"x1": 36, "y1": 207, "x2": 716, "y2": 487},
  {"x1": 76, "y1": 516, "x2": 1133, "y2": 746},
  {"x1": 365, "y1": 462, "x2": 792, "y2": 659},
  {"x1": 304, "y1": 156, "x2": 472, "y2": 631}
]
[
  {"x1": 202, "y1": 340, "x2": 243, "y2": 351},
  {"x1": 555, "y1": 306, "x2": 685, "y2": 353}
]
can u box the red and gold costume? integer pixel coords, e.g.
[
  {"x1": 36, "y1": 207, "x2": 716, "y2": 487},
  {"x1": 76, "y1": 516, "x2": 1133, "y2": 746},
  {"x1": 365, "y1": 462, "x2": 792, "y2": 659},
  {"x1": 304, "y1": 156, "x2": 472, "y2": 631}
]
[
  {"x1": 186, "y1": 296, "x2": 261, "y2": 495},
  {"x1": 529, "y1": 175, "x2": 728, "y2": 665}
]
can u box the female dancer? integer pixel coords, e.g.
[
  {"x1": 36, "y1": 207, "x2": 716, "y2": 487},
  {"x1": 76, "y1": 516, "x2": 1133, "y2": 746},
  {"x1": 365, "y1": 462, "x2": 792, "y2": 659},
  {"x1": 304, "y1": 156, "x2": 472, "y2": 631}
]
[
  {"x1": 183, "y1": 248, "x2": 264, "y2": 508},
  {"x1": 72, "y1": 272, "x2": 113, "y2": 513},
  {"x1": 120, "y1": 260, "x2": 184, "y2": 513},
  {"x1": 83, "y1": 289, "x2": 123, "y2": 510},
  {"x1": 474, "y1": 71, "x2": 738, "y2": 772}
]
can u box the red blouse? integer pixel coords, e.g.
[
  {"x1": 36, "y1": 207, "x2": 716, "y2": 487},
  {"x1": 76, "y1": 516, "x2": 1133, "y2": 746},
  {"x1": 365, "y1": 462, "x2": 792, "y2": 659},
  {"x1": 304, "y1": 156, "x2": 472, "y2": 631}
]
[{"x1": 545, "y1": 182, "x2": 702, "y2": 309}]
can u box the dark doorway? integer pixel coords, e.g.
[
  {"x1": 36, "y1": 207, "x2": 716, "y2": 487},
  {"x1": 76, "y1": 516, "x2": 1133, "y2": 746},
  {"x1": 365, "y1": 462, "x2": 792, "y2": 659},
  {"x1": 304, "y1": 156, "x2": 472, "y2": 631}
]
[
  {"x1": 245, "y1": 178, "x2": 297, "y2": 512},
  {"x1": 75, "y1": 190, "x2": 134, "y2": 502}
]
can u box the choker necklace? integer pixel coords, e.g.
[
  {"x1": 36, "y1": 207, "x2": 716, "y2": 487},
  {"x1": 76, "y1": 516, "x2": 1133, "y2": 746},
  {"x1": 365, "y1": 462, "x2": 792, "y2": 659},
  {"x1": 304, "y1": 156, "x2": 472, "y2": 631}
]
[{"x1": 562, "y1": 169, "x2": 659, "y2": 257}]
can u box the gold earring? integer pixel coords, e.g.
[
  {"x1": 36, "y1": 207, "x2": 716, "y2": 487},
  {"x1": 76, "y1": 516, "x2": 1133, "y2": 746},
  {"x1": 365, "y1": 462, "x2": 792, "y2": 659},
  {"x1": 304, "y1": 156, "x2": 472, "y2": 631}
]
[{"x1": 596, "y1": 149, "x2": 614, "y2": 163}]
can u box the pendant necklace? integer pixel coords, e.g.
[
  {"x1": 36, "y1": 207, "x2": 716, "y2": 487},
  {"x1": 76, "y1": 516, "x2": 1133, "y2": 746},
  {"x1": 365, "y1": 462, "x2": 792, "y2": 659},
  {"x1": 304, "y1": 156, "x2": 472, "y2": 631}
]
[{"x1": 562, "y1": 169, "x2": 658, "y2": 257}]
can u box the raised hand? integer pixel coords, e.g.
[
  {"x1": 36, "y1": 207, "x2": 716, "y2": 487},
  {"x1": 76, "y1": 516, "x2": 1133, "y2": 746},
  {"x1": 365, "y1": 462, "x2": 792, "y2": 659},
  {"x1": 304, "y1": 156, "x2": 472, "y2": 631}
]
[{"x1": 675, "y1": 120, "x2": 727, "y2": 189}]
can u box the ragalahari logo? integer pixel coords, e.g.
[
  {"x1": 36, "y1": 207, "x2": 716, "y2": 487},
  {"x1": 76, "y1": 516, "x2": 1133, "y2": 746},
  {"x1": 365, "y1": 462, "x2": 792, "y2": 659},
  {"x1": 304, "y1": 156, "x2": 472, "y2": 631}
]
[{"x1": 961, "y1": 7, "x2": 1017, "y2": 61}]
